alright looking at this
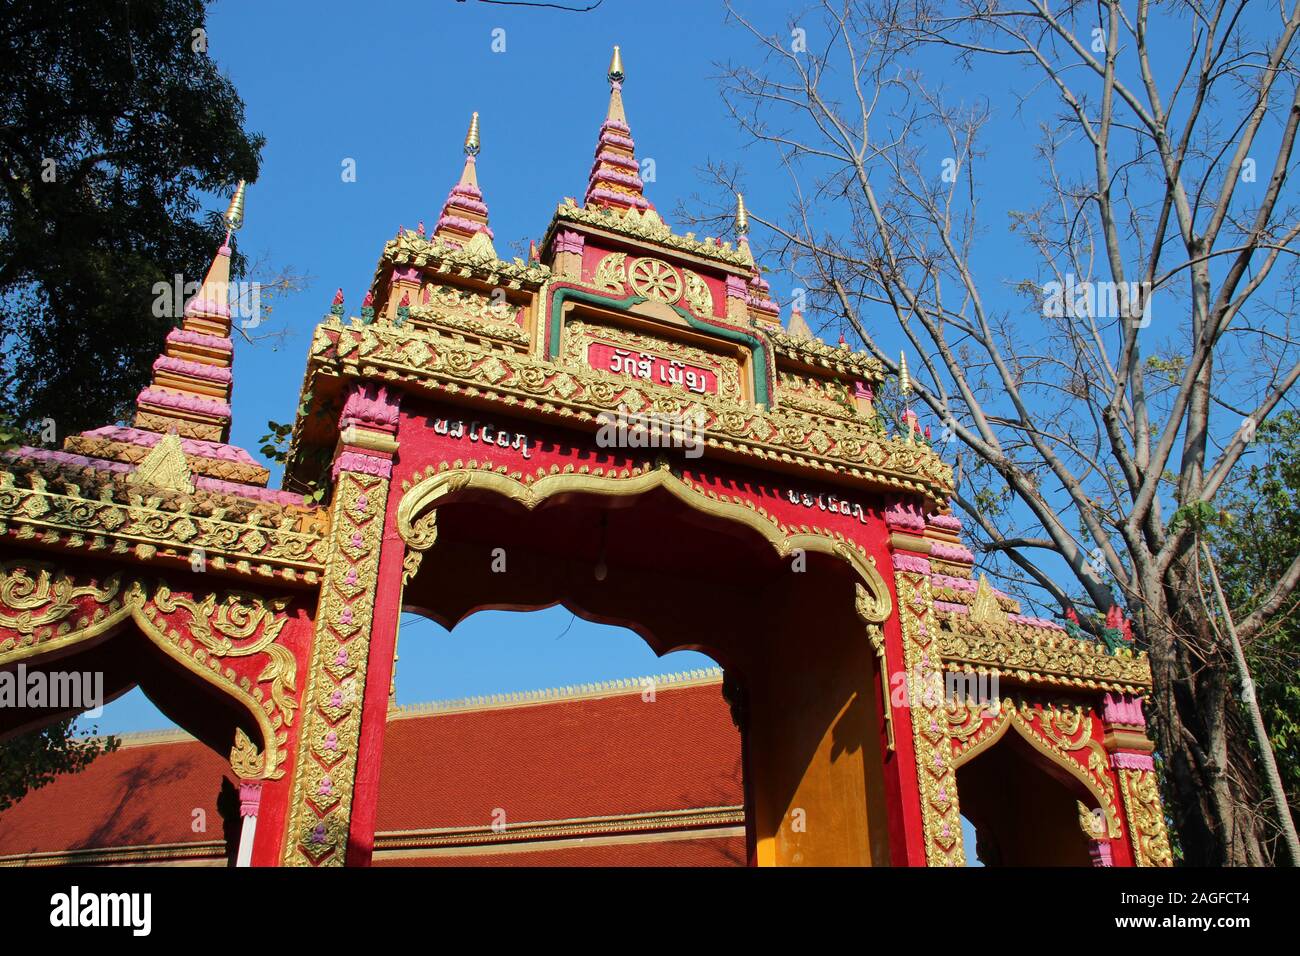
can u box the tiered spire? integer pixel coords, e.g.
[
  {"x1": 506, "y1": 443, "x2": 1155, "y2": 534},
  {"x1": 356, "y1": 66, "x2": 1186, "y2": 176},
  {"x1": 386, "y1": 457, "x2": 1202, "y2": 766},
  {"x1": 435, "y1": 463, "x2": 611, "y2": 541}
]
[
  {"x1": 431, "y1": 112, "x2": 494, "y2": 247},
  {"x1": 584, "y1": 46, "x2": 650, "y2": 211},
  {"x1": 54, "y1": 181, "x2": 301, "y2": 504},
  {"x1": 131, "y1": 184, "x2": 246, "y2": 443}
]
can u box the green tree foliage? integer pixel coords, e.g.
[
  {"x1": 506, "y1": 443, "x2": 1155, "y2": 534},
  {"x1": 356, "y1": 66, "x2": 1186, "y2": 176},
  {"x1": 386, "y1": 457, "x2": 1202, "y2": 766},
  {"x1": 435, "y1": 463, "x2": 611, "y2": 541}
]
[
  {"x1": 0, "y1": 0, "x2": 262, "y2": 435},
  {"x1": 1212, "y1": 412, "x2": 1300, "y2": 844},
  {"x1": 0, "y1": 719, "x2": 119, "y2": 813}
]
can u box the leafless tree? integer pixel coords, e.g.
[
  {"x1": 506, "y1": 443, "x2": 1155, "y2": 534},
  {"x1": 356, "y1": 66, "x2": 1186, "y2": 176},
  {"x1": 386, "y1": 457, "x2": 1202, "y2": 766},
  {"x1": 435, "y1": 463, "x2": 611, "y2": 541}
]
[{"x1": 708, "y1": 0, "x2": 1300, "y2": 865}]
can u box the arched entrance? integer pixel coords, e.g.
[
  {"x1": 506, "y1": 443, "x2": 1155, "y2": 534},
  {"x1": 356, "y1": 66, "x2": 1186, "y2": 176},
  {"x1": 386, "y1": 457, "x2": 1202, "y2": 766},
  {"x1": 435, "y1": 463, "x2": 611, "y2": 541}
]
[{"x1": 385, "y1": 469, "x2": 896, "y2": 866}]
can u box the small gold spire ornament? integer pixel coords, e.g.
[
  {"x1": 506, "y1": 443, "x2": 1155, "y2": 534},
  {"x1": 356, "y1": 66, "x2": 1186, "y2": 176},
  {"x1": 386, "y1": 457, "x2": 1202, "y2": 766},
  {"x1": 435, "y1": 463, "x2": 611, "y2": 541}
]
[
  {"x1": 735, "y1": 192, "x2": 749, "y2": 237},
  {"x1": 224, "y1": 180, "x2": 247, "y2": 232},
  {"x1": 898, "y1": 351, "x2": 912, "y2": 395},
  {"x1": 608, "y1": 44, "x2": 624, "y2": 83},
  {"x1": 464, "y1": 112, "x2": 481, "y2": 157}
]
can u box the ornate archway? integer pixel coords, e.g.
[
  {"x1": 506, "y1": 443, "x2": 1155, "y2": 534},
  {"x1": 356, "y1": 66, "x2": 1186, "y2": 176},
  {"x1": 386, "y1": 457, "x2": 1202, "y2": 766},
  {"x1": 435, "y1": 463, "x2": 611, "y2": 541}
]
[{"x1": 0, "y1": 47, "x2": 1170, "y2": 867}]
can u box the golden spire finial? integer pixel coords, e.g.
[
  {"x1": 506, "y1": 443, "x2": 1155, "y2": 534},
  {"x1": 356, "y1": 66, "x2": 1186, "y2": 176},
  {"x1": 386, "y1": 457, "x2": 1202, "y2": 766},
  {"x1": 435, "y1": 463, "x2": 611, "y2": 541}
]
[
  {"x1": 735, "y1": 192, "x2": 749, "y2": 237},
  {"x1": 464, "y1": 112, "x2": 481, "y2": 157},
  {"x1": 608, "y1": 45, "x2": 624, "y2": 83},
  {"x1": 224, "y1": 180, "x2": 247, "y2": 232},
  {"x1": 899, "y1": 351, "x2": 912, "y2": 395}
]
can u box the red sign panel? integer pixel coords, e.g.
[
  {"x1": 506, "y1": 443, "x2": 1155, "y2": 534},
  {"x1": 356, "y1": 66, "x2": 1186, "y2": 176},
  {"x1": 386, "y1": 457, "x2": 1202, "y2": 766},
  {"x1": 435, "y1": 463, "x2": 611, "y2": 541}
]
[{"x1": 586, "y1": 342, "x2": 718, "y2": 395}]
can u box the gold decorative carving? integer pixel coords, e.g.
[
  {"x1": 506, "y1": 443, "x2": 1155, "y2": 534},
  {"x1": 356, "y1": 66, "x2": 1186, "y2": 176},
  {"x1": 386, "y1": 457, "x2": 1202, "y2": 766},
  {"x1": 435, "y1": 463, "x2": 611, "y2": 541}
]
[
  {"x1": 1118, "y1": 768, "x2": 1173, "y2": 866},
  {"x1": 895, "y1": 570, "x2": 966, "y2": 865},
  {"x1": 681, "y1": 269, "x2": 713, "y2": 317},
  {"x1": 968, "y1": 574, "x2": 1007, "y2": 626},
  {"x1": 627, "y1": 257, "x2": 682, "y2": 303},
  {"x1": 285, "y1": 470, "x2": 390, "y2": 866},
  {"x1": 397, "y1": 461, "x2": 892, "y2": 616},
  {"x1": 308, "y1": 321, "x2": 955, "y2": 504},
  {"x1": 0, "y1": 465, "x2": 325, "y2": 583},
  {"x1": 591, "y1": 252, "x2": 628, "y2": 294},
  {"x1": 127, "y1": 433, "x2": 194, "y2": 494},
  {"x1": 555, "y1": 200, "x2": 752, "y2": 268},
  {"x1": 408, "y1": 283, "x2": 529, "y2": 346},
  {"x1": 947, "y1": 696, "x2": 1124, "y2": 838},
  {"x1": 936, "y1": 615, "x2": 1153, "y2": 692},
  {"x1": 0, "y1": 561, "x2": 296, "y2": 779}
]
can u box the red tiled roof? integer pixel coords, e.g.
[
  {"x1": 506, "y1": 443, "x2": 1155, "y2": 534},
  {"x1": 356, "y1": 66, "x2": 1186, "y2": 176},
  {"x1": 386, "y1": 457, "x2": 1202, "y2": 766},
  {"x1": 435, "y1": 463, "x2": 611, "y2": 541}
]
[
  {"x1": 378, "y1": 682, "x2": 743, "y2": 831},
  {"x1": 0, "y1": 735, "x2": 235, "y2": 859},
  {"x1": 0, "y1": 679, "x2": 744, "y2": 865}
]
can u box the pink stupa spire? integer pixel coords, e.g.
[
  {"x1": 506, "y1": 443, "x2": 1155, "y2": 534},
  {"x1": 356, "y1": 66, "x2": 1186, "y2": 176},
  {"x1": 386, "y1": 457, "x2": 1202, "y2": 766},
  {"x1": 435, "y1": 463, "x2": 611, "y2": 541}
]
[
  {"x1": 583, "y1": 45, "x2": 650, "y2": 212},
  {"x1": 431, "y1": 112, "x2": 494, "y2": 247}
]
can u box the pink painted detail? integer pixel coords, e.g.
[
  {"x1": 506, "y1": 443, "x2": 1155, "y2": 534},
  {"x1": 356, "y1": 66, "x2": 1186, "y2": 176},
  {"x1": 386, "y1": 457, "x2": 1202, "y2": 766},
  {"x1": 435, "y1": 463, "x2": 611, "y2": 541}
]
[
  {"x1": 183, "y1": 297, "x2": 231, "y2": 319},
  {"x1": 136, "y1": 387, "x2": 231, "y2": 419},
  {"x1": 78, "y1": 427, "x2": 257, "y2": 464},
  {"x1": 553, "y1": 230, "x2": 584, "y2": 255},
  {"x1": 332, "y1": 452, "x2": 391, "y2": 479},
  {"x1": 930, "y1": 541, "x2": 975, "y2": 563},
  {"x1": 339, "y1": 383, "x2": 400, "y2": 432},
  {"x1": 854, "y1": 381, "x2": 873, "y2": 400},
  {"x1": 4, "y1": 447, "x2": 133, "y2": 474},
  {"x1": 239, "y1": 781, "x2": 263, "y2": 818},
  {"x1": 324, "y1": 731, "x2": 339, "y2": 752},
  {"x1": 892, "y1": 553, "x2": 932, "y2": 574},
  {"x1": 585, "y1": 188, "x2": 650, "y2": 209},
  {"x1": 340, "y1": 607, "x2": 354, "y2": 625},
  {"x1": 1110, "y1": 751, "x2": 1155, "y2": 771},
  {"x1": 153, "y1": 354, "x2": 233, "y2": 384},
  {"x1": 724, "y1": 276, "x2": 749, "y2": 300},
  {"x1": 588, "y1": 168, "x2": 645, "y2": 191},
  {"x1": 928, "y1": 512, "x2": 964, "y2": 532},
  {"x1": 193, "y1": 477, "x2": 303, "y2": 504},
  {"x1": 448, "y1": 182, "x2": 484, "y2": 201},
  {"x1": 166, "y1": 328, "x2": 233, "y2": 353},
  {"x1": 345, "y1": 568, "x2": 358, "y2": 586},
  {"x1": 1102, "y1": 692, "x2": 1146, "y2": 728},
  {"x1": 329, "y1": 691, "x2": 344, "y2": 709},
  {"x1": 931, "y1": 573, "x2": 977, "y2": 593},
  {"x1": 600, "y1": 119, "x2": 631, "y2": 135},
  {"x1": 391, "y1": 267, "x2": 419, "y2": 284},
  {"x1": 883, "y1": 502, "x2": 927, "y2": 532},
  {"x1": 591, "y1": 151, "x2": 640, "y2": 172},
  {"x1": 1088, "y1": 840, "x2": 1114, "y2": 866},
  {"x1": 598, "y1": 132, "x2": 636, "y2": 151},
  {"x1": 443, "y1": 195, "x2": 489, "y2": 216},
  {"x1": 434, "y1": 215, "x2": 495, "y2": 238},
  {"x1": 335, "y1": 648, "x2": 349, "y2": 667}
]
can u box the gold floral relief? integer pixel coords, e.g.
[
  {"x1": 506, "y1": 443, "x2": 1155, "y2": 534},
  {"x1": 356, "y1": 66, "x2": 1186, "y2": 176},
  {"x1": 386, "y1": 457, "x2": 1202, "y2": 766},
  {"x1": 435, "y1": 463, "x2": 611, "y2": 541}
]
[
  {"x1": 1119, "y1": 768, "x2": 1173, "y2": 866},
  {"x1": 894, "y1": 570, "x2": 966, "y2": 866},
  {"x1": 408, "y1": 282, "x2": 529, "y2": 347},
  {"x1": 0, "y1": 560, "x2": 296, "y2": 779},
  {"x1": 285, "y1": 471, "x2": 390, "y2": 866}
]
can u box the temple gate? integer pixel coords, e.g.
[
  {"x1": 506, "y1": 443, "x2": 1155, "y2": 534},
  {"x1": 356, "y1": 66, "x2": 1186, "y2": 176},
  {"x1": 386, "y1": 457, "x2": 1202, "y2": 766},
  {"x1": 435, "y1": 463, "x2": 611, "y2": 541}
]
[{"x1": 0, "y1": 47, "x2": 1170, "y2": 867}]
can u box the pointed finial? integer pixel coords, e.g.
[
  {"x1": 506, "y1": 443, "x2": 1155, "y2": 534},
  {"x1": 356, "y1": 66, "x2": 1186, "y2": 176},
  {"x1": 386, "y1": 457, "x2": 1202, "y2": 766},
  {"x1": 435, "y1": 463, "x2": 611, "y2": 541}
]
[
  {"x1": 464, "y1": 112, "x2": 480, "y2": 156},
  {"x1": 735, "y1": 192, "x2": 749, "y2": 237},
  {"x1": 224, "y1": 180, "x2": 247, "y2": 232},
  {"x1": 332, "y1": 288, "x2": 344, "y2": 306},
  {"x1": 899, "y1": 352, "x2": 912, "y2": 395},
  {"x1": 608, "y1": 45, "x2": 624, "y2": 83}
]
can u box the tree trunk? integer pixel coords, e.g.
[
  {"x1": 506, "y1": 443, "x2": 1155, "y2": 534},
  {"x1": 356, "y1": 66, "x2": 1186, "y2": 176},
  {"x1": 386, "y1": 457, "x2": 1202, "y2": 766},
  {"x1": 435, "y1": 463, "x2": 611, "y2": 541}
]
[{"x1": 1148, "y1": 558, "x2": 1267, "y2": 864}]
